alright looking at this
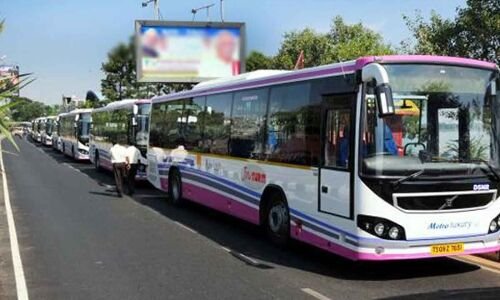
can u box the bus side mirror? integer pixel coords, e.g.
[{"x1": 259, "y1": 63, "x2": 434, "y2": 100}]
[
  {"x1": 485, "y1": 79, "x2": 497, "y2": 107},
  {"x1": 375, "y1": 83, "x2": 395, "y2": 117}
]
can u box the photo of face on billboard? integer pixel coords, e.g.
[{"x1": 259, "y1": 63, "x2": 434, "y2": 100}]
[{"x1": 137, "y1": 22, "x2": 244, "y2": 82}]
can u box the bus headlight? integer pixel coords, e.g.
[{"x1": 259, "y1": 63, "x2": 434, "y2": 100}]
[
  {"x1": 490, "y1": 221, "x2": 498, "y2": 233},
  {"x1": 388, "y1": 227, "x2": 400, "y2": 240},
  {"x1": 374, "y1": 223, "x2": 385, "y2": 237},
  {"x1": 489, "y1": 214, "x2": 500, "y2": 233},
  {"x1": 488, "y1": 214, "x2": 500, "y2": 233},
  {"x1": 357, "y1": 215, "x2": 406, "y2": 240}
]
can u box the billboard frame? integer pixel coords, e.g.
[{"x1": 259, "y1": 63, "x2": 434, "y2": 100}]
[{"x1": 135, "y1": 20, "x2": 246, "y2": 83}]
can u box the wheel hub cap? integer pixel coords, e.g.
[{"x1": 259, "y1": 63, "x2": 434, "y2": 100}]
[{"x1": 269, "y1": 204, "x2": 287, "y2": 233}]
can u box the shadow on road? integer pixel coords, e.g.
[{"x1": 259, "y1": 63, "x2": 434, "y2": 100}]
[
  {"x1": 31, "y1": 139, "x2": 481, "y2": 281},
  {"x1": 377, "y1": 286, "x2": 500, "y2": 300}
]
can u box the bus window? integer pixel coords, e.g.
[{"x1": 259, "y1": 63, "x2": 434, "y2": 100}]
[
  {"x1": 182, "y1": 97, "x2": 206, "y2": 151},
  {"x1": 323, "y1": 96, "x2": 352, "y2": 168},
  {"x1": 205, "y1": 93, "x2": 233, "y2": 155},
  {"x1": 231, "y1": 88, "x2": 268, "y2": 159},
  {"x1": 267, "y1": 82, "x2": 314, "y2": 165}
]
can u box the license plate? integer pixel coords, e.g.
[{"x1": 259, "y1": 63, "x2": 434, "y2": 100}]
[{"x1": 430, "y1": 243, "x2": 464, "y2": 255}]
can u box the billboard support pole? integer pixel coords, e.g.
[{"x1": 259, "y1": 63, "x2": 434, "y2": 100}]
[
  {"x1": 220, "y1": 0, "x2": 224, "y2": 22},
  {"x1": 154, "y1": 0, "x2": 160, "y2": 20}
]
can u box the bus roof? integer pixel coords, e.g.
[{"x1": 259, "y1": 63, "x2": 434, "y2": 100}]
[
  {"x1": 92, "y1": 99, "x2": 151, "y2": 113},
  {"x1": 58, "y1": 108, "x2": 93, "y2": 118},
  {"x1": 151, "y1": 55, "x2": 498, "y2": 104}
]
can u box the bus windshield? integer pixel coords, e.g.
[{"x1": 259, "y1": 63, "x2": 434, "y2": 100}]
[
  {"x1": 361, "y1": 64, "x2": 500, "y2": 178},
  {"x1": 136, "y1": 103, "x2": 151, "y2": 147},
  {"x1": 46, "y1": 120, "x2": 54, "y2": 136},
  {"x1": 78, "y1": 113, "x2": 92, "y2": 144}
]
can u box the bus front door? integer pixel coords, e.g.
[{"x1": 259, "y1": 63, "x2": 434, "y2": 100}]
[{"x1": 319, "y1": 94, "x2": 355, "y2": 218}]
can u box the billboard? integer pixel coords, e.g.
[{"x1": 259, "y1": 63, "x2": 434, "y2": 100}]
[
  {"x1": 135, "y1": 20, "x2": 245, "y2": 83},
  {"x1": 0, "y1": 65, "x2": 20, "y2": 96}
]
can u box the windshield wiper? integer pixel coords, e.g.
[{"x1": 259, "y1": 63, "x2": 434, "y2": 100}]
[
  {"x1": 391, "y1": 169, "x2": 425, "y2": 189},
  {"x1": 467, "y1": 159, "x2": 500, "y2": 182}
]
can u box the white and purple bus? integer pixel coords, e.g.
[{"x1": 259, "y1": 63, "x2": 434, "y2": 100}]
[
  {"x1": 89, "y1": 99, "x2": 151, "y2": 178},
  {"x1": 41, "y1": 116, "x2": 57, "y2": 146},
  {"x1": 58, "y1": 109, "x2": 92, "y2": 160},
  {"x1": 31, "y1": 117, "x2": 45, "y2": 143},
  {"x1": 146, "y1": 55, "x2": 500, "y2": 260}
]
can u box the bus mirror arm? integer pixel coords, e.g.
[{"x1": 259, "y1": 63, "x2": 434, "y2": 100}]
[{"x1": 362, "y1": 63, "x2": 395, "y2": 117}]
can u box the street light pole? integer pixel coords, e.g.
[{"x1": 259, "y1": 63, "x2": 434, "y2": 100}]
[{"x1": 142, "y1": 0, "x2": 161, "y2": 20}]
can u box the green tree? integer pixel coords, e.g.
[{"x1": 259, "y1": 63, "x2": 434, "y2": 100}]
[
  {"x1": 272, "y1": 16, "x2": 393, "y2": 69},
  {"x1": 329, "y1": 16, "x2": 394, "y2": 61},
  {"x1": 404, "y1": 0, "x2": 500, "y2": 64},
  {"x1": 1, "y1": 20, "x2": 33, "y2": 150},
  {"x1": 246, "y1": 51, "x2": 273, "y2": 72},
  {"x1": 9, "y1": 98, "x2": 46, "y2": 121},
  {"x1": 273, "y1": 28, "x2": 334, "y2": 69}
]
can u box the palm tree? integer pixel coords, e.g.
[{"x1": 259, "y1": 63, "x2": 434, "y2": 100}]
[{"x1": 0, "y1": 20, "x2": 33, "y2": 151}]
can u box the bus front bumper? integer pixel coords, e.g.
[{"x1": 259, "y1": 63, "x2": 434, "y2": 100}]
[{"x1": 291, "y1": 221, "x2": 500, "y2": 261}]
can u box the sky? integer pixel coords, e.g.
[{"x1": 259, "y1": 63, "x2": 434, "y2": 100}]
[{"x1": 0, "y1": 0, "x2": 466, "y2": 105}]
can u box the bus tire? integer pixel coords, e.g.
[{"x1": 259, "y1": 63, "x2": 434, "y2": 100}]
[
  {"x1": 94, "y1": 151, "x2": 101, "y2": 171},
  {"x1": 168, "y1": 169, "x2": 183, "y2": 206},
  {"x1": 264, "y1": 191, "x2": 290, "y2": 246}
]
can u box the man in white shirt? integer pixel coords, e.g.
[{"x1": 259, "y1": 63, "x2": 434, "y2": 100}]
[
  {"x1": 125, "y1": 145, "x2": 141, "y2": 195},
  {"x1": 110, "y1": 139, "x2": 128, "y2": 197}
]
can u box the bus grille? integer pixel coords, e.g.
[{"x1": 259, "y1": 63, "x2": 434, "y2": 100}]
[{"x1": 393, "y1": 191, "x2": 496, "y2": 212}]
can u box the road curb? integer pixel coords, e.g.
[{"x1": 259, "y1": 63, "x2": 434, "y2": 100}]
[{"x1": 455, "y1": 255, "x2": 500, "y2": 273}]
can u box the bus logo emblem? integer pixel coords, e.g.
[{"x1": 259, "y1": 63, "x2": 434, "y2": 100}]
[{"x1": 438, "y1": 195, "x2": 458, "y2": 210}]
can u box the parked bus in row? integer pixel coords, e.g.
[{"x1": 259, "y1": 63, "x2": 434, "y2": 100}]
[
  {"x1": 146, "y1": 55, "x2": 500, "y2": 261},
  {"x1": 52, "y1": 116, "x2": 62, "y2": 152},
  {"x1": 90, "y1": 99, "x2": 151, "y2": 178},
  {"x1": 58, "y1": 109, "x2": 92, "y2": 160},
  {"x1": 41, "y1": 116, "x2": 57, "y2": 146},
  {"x1": 31, "y1": 117, "x2": 46, "y2": 143}
]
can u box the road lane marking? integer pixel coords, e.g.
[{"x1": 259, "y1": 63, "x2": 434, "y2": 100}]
[
  {"x1": 0, "y1": 143, "x2": 29, "y2": 300},
  {"x1": 174, "y1": 221, "x2": 197, "y2": 234},
  {"x1": 301, "y1": 288, "x2": 331, "y2": 300},
  {"x1": 220, "y1": 246, "x2": 231, "y2": 252},
  {"x1": 230, "y1": 251, "x2": 260, "y2": 266}
]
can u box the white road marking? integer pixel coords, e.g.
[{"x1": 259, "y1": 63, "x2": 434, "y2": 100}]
[
  {"x1": 0, "y1": 143, "x2": 29, "y2": 300},
  {"x1": 62, "y1": 163, "x2": 80, "y2": 173},
  {"x1": 301, "y1": 288, "x2": 331, "y2": 300},
  {"x1": 233, "y1": 252, "x2": 260, "y2": 265},
  {"x1": 174, "y1": 221, "x2": 197, "y2": 234},
  {"x1": 220, "y1": 246, "x2": 231, "y2": 253}
]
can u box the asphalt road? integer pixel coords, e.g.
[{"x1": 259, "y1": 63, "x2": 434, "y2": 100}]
[{"x1": 0, "y1": 138, "x2": 499, "y2": 300}]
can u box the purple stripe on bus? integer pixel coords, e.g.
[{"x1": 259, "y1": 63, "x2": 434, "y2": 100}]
[
  {"x1": 355, "y1": 55, "x2": 497, "y2": 70},
  {"x1": 292, "y1": 224, "x2": 500, "y2": 261},
  {"x1": 152, "y1": 55, "x2": 497, "y2": 105},
  {"x1": 152, "y1": 64, "x2": 358, "y2": 104},
  {"x1": 183, "y1": 182, "x2": 260, "y2": 225}
]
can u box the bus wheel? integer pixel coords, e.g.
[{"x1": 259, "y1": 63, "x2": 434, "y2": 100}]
[
  {"x1": 168, "y1": 170, "x2": 183, "y2": 205},
  {"x1": 265, "y1": 193, "x2": 290, "y2": 246},
  {"x1": 94, "y1": 152, "x2": 101, "y2": 171}
]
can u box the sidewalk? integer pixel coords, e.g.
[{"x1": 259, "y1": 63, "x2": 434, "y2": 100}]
[{"x1": 457, "y1": 252, "x2": 500, "y2": 273}]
